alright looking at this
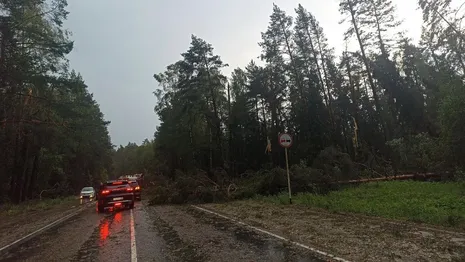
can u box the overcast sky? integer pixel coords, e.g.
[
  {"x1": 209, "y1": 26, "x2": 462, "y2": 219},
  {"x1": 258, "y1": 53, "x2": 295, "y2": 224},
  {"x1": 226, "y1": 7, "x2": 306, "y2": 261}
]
[{"x1": 64, "y1": 0, "x2": 423, "y2": 147}]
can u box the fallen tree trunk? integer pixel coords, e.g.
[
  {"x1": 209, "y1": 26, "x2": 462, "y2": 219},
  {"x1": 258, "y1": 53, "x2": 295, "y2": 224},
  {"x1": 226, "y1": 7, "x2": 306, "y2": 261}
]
[{"x1": 331, "y1": 172, "x2": 451, "y2": 185}]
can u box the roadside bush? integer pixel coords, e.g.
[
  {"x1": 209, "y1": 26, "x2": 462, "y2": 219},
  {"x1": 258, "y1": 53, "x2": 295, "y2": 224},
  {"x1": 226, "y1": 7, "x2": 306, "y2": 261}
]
[
  {"x1": 312, "y1": 146, "x2": 356, "y2": 181},
  {"x1": 387, "y1": 133, "x2": 444, "y2": 173},
  {"x1": 148, "y1": 147, "x2": 360, "y2": 205},
  {"x1": 232, "y1": 163, "x2": 338, "y2": 200},
  {"x1": 148, "y1": 168, "x2": 234, "y2": 205},
  {"x1": 38, "y1": 182, "x2": 73, "y2": 199},
  {"x1": 257, "y1": 168, "x2": 288, "y2": 195},
  {"x1": 232, "y1": 167, "x2": 303, "y2": 199},
  {"x1": 291, "y1": 163, "x2": 333, "y2": 194},
  {"x1": 147, "y1": 147, "x2": 372, "y2": 205},
  {"x1": 230, "y1": 170, "x2": 268, "y2": 200},
  {"x1": 147, "y1": 175, "x2": 179, "y2": 205}
]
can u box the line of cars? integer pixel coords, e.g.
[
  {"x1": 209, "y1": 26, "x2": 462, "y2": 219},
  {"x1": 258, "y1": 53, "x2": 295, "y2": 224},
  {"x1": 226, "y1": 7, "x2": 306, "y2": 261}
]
[{"x1": 79, "y1": 178, "x2": 142, "y2": 213}]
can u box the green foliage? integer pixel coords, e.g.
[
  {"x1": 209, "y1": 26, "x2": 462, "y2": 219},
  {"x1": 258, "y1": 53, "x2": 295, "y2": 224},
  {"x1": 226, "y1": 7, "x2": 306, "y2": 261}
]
[
  {"x1": 387, "y1": 133, "x2": 444, "y2": 172},
  {"x1": 125, "y1": 1, "x2": 465, "y2": 209},
  {"x1": 312, "y1": 147, "x2": 356, "y2": 181},
  {"x1": 438, "y1": 83, "x2": 465, "y2": 168},
  {"x1": 0, "y1": 0, "x2": 113, "y2": 203},
  {"x1": 113, "y1": 140, "x2": 155, "y2": 177},
  {"x1": 259, "y1": 181, "x2": 465, "y2": 228},
  {"x1": 148, "y1": 169, "x2": 232, "y2": 205},
  {"x1": 147, "y1": 154, "x2": 355, "y2": 205},
  {"x1": 150, "y1": 1, "x2": 465, "y2": 182}
]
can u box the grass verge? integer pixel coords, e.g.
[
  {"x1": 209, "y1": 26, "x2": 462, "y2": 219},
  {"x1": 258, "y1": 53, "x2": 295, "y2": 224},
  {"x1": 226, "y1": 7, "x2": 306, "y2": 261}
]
[
  {"x1": 0, "y1": 196, "x2": 78, "y2": 217},
  {"x1": 256, "y1": 181, "x2": 465, "y2": 228}
]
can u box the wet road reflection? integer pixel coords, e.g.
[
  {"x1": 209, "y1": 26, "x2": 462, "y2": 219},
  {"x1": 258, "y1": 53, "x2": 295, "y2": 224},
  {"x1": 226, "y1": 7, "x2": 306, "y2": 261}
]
[
  {"x1": 99, "y1": 219, "x2": 110, "y2": 243},
  {"x1": 79, "y1": 210, "x2": 131, "y2": 262},
  {"x1": 0, "y1": 202, "x2": 326, "y2": 262},
  {"x1": 0, "y1": 204, "x2": 134, "y2": 262},
  {"x1": 114, "y1": 211, "x2": 122, "y2": 223}
]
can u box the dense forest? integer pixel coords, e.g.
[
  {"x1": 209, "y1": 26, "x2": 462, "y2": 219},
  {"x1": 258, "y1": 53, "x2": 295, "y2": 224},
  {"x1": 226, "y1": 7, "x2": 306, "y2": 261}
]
[
  {"x1": 143, "y1": 0, "x2": 465, "y2": 189},
  {"x1": 0, "y1": 0, "x2": 113, "y2": 203},
  {"x1": 4, "y1": 0, "x2": 465, "y2": 204},
  {"x1": 112, "y1": 140, "x2": 157, "y2": 178}
]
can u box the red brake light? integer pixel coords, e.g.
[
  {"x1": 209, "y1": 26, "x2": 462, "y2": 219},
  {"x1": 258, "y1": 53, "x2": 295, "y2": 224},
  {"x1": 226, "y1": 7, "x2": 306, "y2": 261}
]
[
  {"x1": 127, "y1": 187, "x2": 133, "y2": 192},
  {"x1": 112, "y1": 181, "x2": 123, "y2": 185},
  {"x1": 101, "y1": 190, "x2": 110, "y2": 194},
  {"x1": 114, "y1": 202, "x2": 122, "y2": 206}
]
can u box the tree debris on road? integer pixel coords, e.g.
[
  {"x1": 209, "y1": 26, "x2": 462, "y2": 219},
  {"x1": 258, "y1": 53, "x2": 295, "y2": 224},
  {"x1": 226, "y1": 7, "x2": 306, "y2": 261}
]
[{"x1": 203, "y1": 201, "x2": 465, "y2": 262}]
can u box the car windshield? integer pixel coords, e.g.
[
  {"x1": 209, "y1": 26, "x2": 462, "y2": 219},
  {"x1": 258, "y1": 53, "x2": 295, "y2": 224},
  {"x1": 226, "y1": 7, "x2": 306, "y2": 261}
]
[{"x1": 81, "y1": 187, "x2": 93, "y2": 192}]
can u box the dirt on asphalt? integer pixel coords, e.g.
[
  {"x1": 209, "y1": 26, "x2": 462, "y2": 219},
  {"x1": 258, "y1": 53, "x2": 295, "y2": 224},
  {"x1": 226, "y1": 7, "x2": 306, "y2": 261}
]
[
  {"x1": 146, "y1": 204, "x2": 323, "y2": 262},
  {"x1": 2, "y1": 198, "x2": 464, "y2": 262},
  {"x1": 0, "y1": 201, "x2": 324, "y2": 262},
  {"x1": 202, "y1": 200, "x2": 465, "y2": 262},
  {"x1": 0, "y1": 198, "x2": 90, "y2": 249}
]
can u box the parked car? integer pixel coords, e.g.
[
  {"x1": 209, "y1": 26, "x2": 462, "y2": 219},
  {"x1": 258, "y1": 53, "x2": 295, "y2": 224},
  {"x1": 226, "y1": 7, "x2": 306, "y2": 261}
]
[
  {"x1": 128, "y1": 180, "x2": 141, "y2": 201},
  {"x1": 97, "y1": 180, "x2": 135, "y2": 213},
  {"x1": 80, "y1": 187, "x2": 95, "y2": 200}
]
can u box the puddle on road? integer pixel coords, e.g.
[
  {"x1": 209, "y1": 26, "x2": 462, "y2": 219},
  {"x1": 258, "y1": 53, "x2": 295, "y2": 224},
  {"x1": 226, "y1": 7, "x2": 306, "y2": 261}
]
[{"x1": 185, "y1": 207, "x2": 323, "y2": 262}]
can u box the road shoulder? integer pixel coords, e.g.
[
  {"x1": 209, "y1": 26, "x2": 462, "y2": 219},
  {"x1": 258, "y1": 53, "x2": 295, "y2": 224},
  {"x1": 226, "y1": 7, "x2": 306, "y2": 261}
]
[
  {"x1": 143, "y1": 204, "x2": 324, "y2": 262},
  {"x1": 202, "y1": 200, "x2": 465, "y2": 262},
  {"x1": 0, "y1": 198, "x2": 92, "y2": 252}
]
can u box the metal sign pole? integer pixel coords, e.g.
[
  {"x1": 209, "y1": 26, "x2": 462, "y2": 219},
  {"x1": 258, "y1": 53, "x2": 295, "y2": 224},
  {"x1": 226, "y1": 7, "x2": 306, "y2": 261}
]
[
  {"x1": 279, "y1": 132, "x2": 293, "y2": 205},
  {"x1": 284, "y1": 147, "x2": 292, "y2": 204}
]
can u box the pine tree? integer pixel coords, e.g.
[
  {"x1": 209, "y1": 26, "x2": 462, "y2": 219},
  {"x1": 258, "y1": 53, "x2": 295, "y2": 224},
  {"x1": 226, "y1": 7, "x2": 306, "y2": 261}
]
[{"x1": 339, "y1": 0, "x2": 388, "y2": 140}]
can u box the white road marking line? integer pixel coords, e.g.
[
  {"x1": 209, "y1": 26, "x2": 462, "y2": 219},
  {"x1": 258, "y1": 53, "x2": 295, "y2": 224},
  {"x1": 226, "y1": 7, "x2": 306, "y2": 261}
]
[
  {"x1": 192, "y1": 205, "x2": 351, "y2": 262},
  {"x1": 0, "y1": 203, "x2": 92, "y2": 253},
  {"x1": 130, "y1": 209, "x2": 137, "y2": 262}
]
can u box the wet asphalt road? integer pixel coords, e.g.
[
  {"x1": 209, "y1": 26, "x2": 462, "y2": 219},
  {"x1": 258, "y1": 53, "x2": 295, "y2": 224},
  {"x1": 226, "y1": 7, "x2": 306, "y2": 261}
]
[{"x1": 0, "y1": 201, "x2": 323, "y2": 262}]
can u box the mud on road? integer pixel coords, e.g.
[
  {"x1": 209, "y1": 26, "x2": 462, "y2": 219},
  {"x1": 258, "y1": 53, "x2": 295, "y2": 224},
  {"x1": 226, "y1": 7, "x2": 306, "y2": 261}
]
[
  {"x1": 203, "y1": 201, "x2": 465, "y2": 262},
  {"x1": 0, "y1": 201, "x2": 324, "y2": 262},
  {"x1": 0, "y1": 198, "x2": 89, "y2": 250},
  {"x1": 5, "y1": 199, "x2": 461, "y2": 261},
  {"x1": 146, "y1": 204, "x2": 322, "y2": 262}
]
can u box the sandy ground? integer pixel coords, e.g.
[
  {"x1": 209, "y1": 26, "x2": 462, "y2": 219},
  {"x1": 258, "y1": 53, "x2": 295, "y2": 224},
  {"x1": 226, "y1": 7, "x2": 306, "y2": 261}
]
[{"x1": 202, "y1": 200, "x2": 465, "y2": 262}]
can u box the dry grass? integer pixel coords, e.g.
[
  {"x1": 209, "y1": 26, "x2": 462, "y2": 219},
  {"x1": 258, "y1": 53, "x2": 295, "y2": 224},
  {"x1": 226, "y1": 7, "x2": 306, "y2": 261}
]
[{"x1": 0, "y1": 196, "x2": 78, "y2": 216}]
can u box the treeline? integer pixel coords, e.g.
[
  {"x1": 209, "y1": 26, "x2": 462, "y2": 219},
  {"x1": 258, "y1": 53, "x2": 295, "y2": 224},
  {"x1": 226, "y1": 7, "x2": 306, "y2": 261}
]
[
  {"x1": 112, "y1": 139, "x2": 158, "y2": 178},
  {"x1": 0, "y1": 0, "x2": 113, "y2": 203},
  {"x1": 150, "y1": 0, "x2": 465, "y2": 181}
]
